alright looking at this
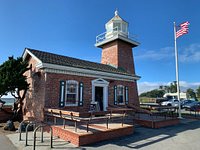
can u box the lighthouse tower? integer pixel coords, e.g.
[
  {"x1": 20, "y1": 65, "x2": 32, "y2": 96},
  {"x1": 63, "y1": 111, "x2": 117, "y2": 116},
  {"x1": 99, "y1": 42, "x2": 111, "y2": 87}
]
[{"x1": 95, "y1": 10, "x2": 139, "y2": 75}]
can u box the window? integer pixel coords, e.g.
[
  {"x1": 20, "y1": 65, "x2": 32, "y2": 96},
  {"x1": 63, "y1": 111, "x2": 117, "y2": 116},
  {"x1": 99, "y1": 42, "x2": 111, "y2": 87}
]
[
  {"x1": 65, "y1": 80, "x2": 78, "y2": 106},
  {"x1": 106, "y1": 23, "x2": 113, "y2": 32},
  {"x1": 113, "y1": 22, "x2": 121, "y2": 31},
  {"x1": 122, "y1": 23, "x2": 127, "y2": 33},
  {"x1": 114, "y1": 85, "x2": 128, "y2": 105},
  {"x1": 59, "y1": 80, "x2": 83, "y2": 107},
  {"x1": 117, "y1": 85, "x2": 124, "y2": 104}
]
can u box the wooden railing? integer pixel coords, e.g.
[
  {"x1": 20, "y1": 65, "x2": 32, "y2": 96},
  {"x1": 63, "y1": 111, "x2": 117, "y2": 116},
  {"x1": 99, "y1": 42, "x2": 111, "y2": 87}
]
[{"x1": 43, "y1": 107, "x2": 134, "y2": 132}]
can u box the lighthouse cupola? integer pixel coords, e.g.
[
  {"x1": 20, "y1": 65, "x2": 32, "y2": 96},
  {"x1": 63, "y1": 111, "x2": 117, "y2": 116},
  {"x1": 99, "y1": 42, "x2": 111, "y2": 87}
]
[
  {"x1": 105, "y1": 10, "x2": 128, "y2": 39},
  {"x1": 95, "y1": 10, "x2": 140, "y2": 75}
]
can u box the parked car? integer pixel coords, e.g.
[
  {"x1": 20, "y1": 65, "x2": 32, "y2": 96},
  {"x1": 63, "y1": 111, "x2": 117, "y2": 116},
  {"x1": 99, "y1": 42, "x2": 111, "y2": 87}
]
[
  {"x1": 181, "y1": 100, "x2": 196, "y2": 109},
  {"x1": 161, "y1": 99, "x2": 180, "y2": 107},
  {"x1": 190, "y1": 102, "x2": 200, "y2": 111},
  {"x1": 156, "y1": 98, "x2": 168, "y2": 104},
  {"x1": 184, "y1": 101, "x2": 199, "y2": 110}
]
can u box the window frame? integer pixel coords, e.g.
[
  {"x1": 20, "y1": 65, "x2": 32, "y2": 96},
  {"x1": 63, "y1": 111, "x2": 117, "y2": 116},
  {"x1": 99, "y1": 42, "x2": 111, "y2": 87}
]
[
  {"x1": 116, "y1": 85, "x2": 125, "y2": 105},
  {"x1": 65, "y1": 80, "x2": 79, "y2": 106}
]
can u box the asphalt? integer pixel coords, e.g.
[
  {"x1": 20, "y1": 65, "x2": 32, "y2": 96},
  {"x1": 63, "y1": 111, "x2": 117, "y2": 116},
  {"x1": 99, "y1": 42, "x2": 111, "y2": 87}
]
[
  {"x1": 0, "y1": 135, "x2": 17, "y2": 150},
  {"x1": 2, "y1": 118, "x2": 200, "y2": 150}
]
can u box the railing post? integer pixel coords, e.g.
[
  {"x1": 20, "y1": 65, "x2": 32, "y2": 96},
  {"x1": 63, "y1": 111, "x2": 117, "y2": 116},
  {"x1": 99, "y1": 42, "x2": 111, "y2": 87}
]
[
  {"x1": 41, "y1": 126, "x2": 44, "y2": 143},
  {"x1": 106, "y1": 117, "x2": 109, "y2": 129},
  {"x1": 33, "y1": 124, "x2": 53, "y2": 150},
  {"x1": 19, "y1": 120, "x2": 29, "y2": 141},
  {"x1": 25, "y1": 121, "x2": 36, "y2": 146}
]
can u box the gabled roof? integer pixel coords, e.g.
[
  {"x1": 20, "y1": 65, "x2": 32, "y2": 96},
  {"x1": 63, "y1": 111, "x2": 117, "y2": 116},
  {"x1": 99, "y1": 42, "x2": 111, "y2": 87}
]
[{"x1": 24, "y1": 48, "x2": 135, "y2": 77}]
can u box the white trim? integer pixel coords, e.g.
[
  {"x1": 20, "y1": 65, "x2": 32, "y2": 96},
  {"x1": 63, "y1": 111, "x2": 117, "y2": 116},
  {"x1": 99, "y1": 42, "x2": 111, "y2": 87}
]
[
  {"x1": 36, "y1": 63, "x2": 140, "y2": 82},
  {"x1": 95, "y1": 33, "x2": 140, "y2": 47},
  {"x1": 22, "y1": 49, "x2": 42, "y2": 64},
  {"x1": 79, "y1": 83, "x2": 83, "y2": 105},
  {"x1": 92, "y1": 78, "x2": 109, "y2": 111},
  {"x1": 60, "y1": 81, "x2": 65, "y2": 107}
]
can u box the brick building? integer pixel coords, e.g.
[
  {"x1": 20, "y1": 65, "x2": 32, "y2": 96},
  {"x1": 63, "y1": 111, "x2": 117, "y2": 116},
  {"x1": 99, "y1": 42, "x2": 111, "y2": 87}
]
[{"x1": 22, "y1": 10, "x2": 140, "y2": 120}]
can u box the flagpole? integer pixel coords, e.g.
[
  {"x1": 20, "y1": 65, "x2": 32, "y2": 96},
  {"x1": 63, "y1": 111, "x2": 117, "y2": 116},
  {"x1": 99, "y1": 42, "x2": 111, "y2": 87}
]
[{"x1": 173, "y1": 22, "x2": 182, "y2": 118}]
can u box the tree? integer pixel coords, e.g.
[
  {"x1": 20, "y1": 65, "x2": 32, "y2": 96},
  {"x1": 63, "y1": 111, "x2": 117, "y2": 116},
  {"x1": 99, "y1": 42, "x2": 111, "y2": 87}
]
[
  {"x1": 186, "y1": 88, "x2": 197, "y2": 100},
  {"x1": 0, "y1": 56, "x2": 30, "y2": 120},
  {"x1": 160, "y1": 81, "x2": 177, "y2": 93},
  {"x1": 169, "y1": 81, "x2": 177, "y2": 93},
  {"x1": 196, "y1": 86, "x2": 200, "y2": 100},
  {"x1": 140, "y1": 89, "x2": 165, "y2": 98},
  {"x1": 0, "y1": 77, "x2": 8, "y2": 98}
]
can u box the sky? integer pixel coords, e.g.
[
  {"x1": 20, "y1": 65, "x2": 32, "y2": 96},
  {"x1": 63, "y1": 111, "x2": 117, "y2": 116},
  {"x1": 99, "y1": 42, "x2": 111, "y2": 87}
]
[{"x1": 0, "y1": 0, "x2": 200, "y2": 95}]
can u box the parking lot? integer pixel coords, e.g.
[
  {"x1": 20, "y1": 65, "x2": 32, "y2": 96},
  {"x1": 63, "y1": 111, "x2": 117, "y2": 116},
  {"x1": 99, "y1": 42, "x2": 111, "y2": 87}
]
[{"x1": 83, "y1": 118, "x2": 200, "y2": 150}]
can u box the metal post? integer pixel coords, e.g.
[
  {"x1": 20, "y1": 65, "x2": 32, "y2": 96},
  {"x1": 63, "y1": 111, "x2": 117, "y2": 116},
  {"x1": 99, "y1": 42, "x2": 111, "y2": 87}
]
[
  {"x1": 19, "y1": 120, "x2": 29, "y2": 141},
  {"x1": 75, "y1": 121, "x2": 77, "y2": 132},
  {"x1": 33, "y1": 124, "x2": 53, "y2": 150},
  {"x1": 106, "y1": 117, "x2": 109, "y2": 129},
  {"x1": 25, "y1": 122, "x2": 35, "y2": 146},
  {"x1": 63, "y1": 119, "x2": 66, "y2": 129},
  {"x1": 41, "y1": 126, "x2": 44, "y2": 143},
  {"x1": 174, "y1": 22, "x2": 182, "y2": 119}
]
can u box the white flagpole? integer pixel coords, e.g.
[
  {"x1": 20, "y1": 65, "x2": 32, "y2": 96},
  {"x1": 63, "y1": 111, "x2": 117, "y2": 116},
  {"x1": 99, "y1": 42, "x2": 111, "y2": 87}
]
[{"x1": 173, "y1": 22, "x2": 182, "y2": 118}]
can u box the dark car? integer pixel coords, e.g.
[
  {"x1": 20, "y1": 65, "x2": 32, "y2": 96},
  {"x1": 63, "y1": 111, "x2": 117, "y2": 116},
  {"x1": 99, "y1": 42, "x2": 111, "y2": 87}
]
[
  {"x1": 184, "y1": 101, "x2": 199, "y2": 110},
  {"x1": 189, "y1": 102, "x2": 200, "y2": 111},
  {"x1": 181, "y1": 100, "x2": 196, "y2": 109}
]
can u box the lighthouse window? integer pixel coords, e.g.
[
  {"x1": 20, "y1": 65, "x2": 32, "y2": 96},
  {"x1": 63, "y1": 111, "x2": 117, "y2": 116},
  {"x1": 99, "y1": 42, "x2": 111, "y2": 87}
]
[
  {"x1": 106, "y1": 23, "x2": 113, "y2": 32},
  {"x1": 122, "y1": 23, "x2": 127, "y2": 33},
  {"x1": 113, "y1": 22, "x2": 121, "y2": 31}
]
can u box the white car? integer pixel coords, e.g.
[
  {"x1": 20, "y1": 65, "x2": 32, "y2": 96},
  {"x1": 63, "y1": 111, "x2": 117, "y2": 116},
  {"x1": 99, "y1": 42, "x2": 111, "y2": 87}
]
[{"x1": 161, "y1": 99, "x2": 180, "y2": 107}]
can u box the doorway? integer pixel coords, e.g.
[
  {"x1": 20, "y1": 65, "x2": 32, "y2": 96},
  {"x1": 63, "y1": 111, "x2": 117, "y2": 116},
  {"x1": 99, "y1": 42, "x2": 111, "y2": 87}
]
[
  {"x1": 92, "y1": 78, "x2": 109, "y2": 111},
  {"x1": 95, "y1": 86, "x2": 103, "y2": 111}
]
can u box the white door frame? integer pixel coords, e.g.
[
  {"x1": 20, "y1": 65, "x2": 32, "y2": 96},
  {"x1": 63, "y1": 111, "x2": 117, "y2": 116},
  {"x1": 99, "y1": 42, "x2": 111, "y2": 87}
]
[{"x1": 92, "y1": 78, "x2": 109, "y2": 111}]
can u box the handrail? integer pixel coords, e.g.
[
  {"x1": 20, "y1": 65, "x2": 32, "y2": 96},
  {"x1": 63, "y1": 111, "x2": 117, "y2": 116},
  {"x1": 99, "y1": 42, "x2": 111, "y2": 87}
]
[
  {"x1": 33, "y1": 124, "x2": 53, "y2": 150},
  {"x1": 25, "y1": 121, "x2": 41, "y2": 146},
  {"x1": 44, "y1": 107, "x2": 133, "y2": 132},
  {"x1": 19, "y1": 120, "x2": 30, "y2": 141},
  {"x1": 96, "y1": 26, "x2": 138, "y2": 44}
]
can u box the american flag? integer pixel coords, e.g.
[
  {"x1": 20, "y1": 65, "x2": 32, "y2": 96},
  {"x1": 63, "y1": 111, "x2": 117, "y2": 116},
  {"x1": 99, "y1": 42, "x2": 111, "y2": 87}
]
[{"x1": 176, "y1": 21, "x2": 190, "y2": 38}]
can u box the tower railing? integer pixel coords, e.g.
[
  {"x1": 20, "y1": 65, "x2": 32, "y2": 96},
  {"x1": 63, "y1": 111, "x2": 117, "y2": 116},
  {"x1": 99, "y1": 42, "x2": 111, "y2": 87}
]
[{"x1": 96, "y1": 27, "x2": 138, "y2": 44}]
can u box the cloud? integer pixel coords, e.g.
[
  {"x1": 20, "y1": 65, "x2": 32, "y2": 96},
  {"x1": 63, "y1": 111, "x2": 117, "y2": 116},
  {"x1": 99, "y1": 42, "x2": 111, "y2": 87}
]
[
  {"x1": 138, "y1": 81, "x2": 200, "y2": 94},
  {"x1": 135, "y1": 43, "x2": 200, "y2": 63},
  {"x1": 135, "y1": 47, "x2": 174, "y2": 61},
  {"x1": 179, "y1": 43, "x2": 200, "y2": 63}
]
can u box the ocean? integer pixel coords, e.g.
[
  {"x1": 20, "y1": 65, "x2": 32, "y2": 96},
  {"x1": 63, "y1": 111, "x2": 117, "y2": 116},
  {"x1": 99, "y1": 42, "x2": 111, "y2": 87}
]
[{"x1": 0, "y1": 98, "x2": 15, "y2": 106}]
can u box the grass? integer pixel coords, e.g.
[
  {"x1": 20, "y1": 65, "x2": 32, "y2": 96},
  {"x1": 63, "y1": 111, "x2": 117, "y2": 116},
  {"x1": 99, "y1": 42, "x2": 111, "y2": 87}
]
[{"x1": 139, "y1": 97, "x2": 156, "y2": 103}]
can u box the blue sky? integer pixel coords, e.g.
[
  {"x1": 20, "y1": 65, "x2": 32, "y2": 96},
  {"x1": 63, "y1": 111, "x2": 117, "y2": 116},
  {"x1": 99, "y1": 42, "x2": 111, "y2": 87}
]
[{"x1": 1, "y1": 0, "x2": 200, "y2": 94}]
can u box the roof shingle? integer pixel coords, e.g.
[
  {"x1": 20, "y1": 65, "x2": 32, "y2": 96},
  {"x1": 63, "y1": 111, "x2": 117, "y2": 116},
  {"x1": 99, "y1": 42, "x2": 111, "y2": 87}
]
[{"x1": 26, "y1": 48, "x2": 134, "y2": 76}]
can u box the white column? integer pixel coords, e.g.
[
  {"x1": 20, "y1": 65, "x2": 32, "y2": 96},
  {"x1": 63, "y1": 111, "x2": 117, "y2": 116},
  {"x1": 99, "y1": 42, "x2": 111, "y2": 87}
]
[
  {"x1": 103, "y1": 86, "x2": 108, "y2": 111},
  {"x1": 92, "y1": 85, "x2": 95, "y2": 103}
]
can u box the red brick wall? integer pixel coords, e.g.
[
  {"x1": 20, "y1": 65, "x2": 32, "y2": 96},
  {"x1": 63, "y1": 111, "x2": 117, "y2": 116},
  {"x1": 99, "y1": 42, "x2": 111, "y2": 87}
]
[
  {"x1": 44, "y1": 73, "x2": 94, "y2": 112},
  {"x1": 51, "y1": 125, "x2": 134, "y2": 146},
  {"x1": 118, "y1": 40, "x2": 135, "y2": 74},
  {"x1": 101, "y1": 40, "x2": 136, "y2": 75},
  {"x1": 23, "y1": 54, "x2": 139, "y2": 121},
  {"x1": 101, "y1": 41, "x2": 118, "y2": 67},
  {"x1": 44, "y1": 73, "x2": 139, "y2": 110},
  {"x1": 23, "y1": 57, "x2": 46, "y2": 121}
]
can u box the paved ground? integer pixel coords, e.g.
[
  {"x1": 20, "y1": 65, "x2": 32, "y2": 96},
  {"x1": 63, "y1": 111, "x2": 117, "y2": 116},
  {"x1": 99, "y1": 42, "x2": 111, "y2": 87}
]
[{"x1": 2, "y1": 118, "x2": 200, "y2": 150}]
